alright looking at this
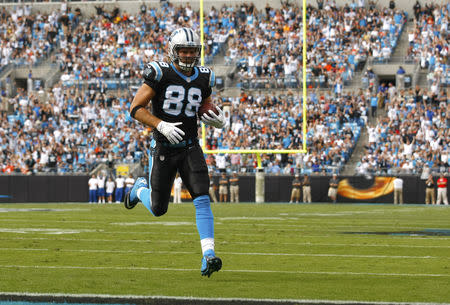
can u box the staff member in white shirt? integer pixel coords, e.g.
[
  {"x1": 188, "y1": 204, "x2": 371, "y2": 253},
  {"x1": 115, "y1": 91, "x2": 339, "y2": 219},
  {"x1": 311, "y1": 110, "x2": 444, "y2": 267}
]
[
  {"x1": 106, "y1": 177, "x2": 115, "y2": 204},
  {"x1": 115, "y1": 175, "x2": 125, "y2": 203},
  {"x1": 393, "y1": 176, "x2": 403, "y2": 204},
  {"x1": 88, "y1": 175, "x2": 98, "y2": 204},
  {"x1": 97, "y1": 174, "x2": 106, "y2": 204},
  {"x1": 124, "y1": 174, "x2": 135, "y2": 196}
]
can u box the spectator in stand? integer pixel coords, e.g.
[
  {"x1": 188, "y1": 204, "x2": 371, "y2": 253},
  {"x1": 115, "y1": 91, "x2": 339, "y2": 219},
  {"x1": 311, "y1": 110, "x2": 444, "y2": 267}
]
[
  {"x1": 88, "y1": 174, "x2": 98, "y2": 204},
  {"x1": 106, "y1": 177, "x2": 115, "y2": 204},
  {"x1": 370, "y1": 94, "x2": 378, "y2": 117},
  {"x1": 289, "y1": 174, "x2": 301, "y2": 203},
  {"x1": 436, "y1": 173, "x2": 448, "y2": 205},
  {"x1": 425, "y1": 174, "x2": 435, "y2": 205},
  {"x1": 397, "y1": 66, "x2": 406, "y2": 90}
]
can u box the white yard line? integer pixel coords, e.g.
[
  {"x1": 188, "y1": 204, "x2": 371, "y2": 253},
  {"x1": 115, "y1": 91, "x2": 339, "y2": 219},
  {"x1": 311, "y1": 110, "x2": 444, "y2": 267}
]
[
  {"x1": 0, "y1": 292, "x2": 448, "y2": 305},
  {"x1": 0, "y1": 247, "x2": 447, "y2": 260},
  {"x1": 0, "y1": 265, "x2": 448, "y2": 278},
  {"x1": 1, "y1": 237, "x2": 450, "y2": 248},
  {"x1": 1, "y1": 228, "x2": 450, "y2": 238}
]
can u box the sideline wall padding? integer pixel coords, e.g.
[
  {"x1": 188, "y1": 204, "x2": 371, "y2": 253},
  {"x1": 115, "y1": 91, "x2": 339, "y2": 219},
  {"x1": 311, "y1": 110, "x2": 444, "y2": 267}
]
[
  {"x1": 0, "y1": 175, "x2": 448, "y2": 204},
  {"x1": 0, "y1": 175, "x2": 89, "y2": 203}
]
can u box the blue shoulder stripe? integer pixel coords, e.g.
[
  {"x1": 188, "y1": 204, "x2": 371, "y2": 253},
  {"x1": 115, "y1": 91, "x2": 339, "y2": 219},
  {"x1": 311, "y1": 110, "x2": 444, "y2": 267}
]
[
  {"x1": 209, "y1": 70, "x2": 216, "y2": 87},
  {"x1": 150, "y1": 62, "x2": 163, "y2": 82}
]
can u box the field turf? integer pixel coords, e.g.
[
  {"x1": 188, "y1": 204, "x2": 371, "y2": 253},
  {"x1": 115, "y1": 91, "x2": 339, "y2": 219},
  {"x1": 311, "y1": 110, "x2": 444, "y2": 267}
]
[{"x1": 0, "y1": 202, "x2": 449, "y2": 303}]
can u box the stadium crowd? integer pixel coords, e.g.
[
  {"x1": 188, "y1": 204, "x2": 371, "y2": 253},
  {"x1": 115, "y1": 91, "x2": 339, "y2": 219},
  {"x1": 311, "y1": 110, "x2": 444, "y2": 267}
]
[
  {"x1": 57, "y1": 2, "x2": 232, "y2": 86},
  {"x1": 0, "y1": 1, "x2": 448, "y2": 177},
  {"x1": 231, "y1": 2, "x2": 407, "y2": 90},
  {"x1": 203, "y1": 89, "x2": 363, "y2": 174},
  {"x1": 0, "y1": 4, "x2": 71, "y2": 69},
  {"x1": 357, "y1": 84, "x2": 449, "y2": 175},
  {"x1": 0, "y1": 84, "x2": 149, "y2": 174},
  {"x1": 406, "y1": 3, "x2": 449, "y2": 89}
]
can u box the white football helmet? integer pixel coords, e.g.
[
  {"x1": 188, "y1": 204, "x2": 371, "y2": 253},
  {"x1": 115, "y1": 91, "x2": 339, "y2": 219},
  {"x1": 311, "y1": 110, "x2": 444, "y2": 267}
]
[{"x1": 168, "y1": 27, "x2": 201, "y2": 72}]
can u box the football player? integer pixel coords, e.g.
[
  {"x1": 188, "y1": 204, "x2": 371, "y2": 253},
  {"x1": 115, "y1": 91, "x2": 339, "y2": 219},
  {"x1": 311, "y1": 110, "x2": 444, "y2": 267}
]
[{"x1": 124, "y1": 27, "x2": 226, "y2": 277}]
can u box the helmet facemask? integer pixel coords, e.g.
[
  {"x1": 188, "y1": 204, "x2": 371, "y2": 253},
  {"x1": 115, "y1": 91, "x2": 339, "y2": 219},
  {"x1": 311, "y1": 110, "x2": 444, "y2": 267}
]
[{"x1": 173, "y1": 45, "x2": 201, "y2": 72}]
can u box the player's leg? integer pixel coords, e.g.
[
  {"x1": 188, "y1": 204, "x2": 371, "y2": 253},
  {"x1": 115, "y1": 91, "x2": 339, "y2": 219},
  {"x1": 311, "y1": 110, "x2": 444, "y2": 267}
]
[
  {"x1": 126, "y1": 142, "x2": 178, "y2": 216},
  {"x1": 179, "y1": 144, "x2": 221, "y2": 277}
]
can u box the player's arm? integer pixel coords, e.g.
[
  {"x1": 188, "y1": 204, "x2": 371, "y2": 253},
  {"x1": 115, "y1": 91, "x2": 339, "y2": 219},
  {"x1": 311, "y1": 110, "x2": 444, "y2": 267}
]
[
  {"x1": 129, "y1": 84, "x2": 160, "y2": 128},
  {"x1": 130, "y1": 63, "x2": 185, "y2": 144}
]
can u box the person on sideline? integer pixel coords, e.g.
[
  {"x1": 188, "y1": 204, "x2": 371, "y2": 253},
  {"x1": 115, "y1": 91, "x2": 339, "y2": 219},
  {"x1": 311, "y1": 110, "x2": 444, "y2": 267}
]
[
  {"x1": 425, "y1": 174, "x2": 435, "y2": 205},
  {"x1": 208, "y1": 173, "x2": 218, "y2": 203},
  {"x1": 229, "y1": 172, "x2": 239, "y2": 203},
  {"x1": 436, "y1": 174, "x2": 448, "y2": 205},
  {"x1": 88, "y1": 174, "x2": 98, "y2": 204},
  {"x1": 393, "y1": 176, "x2": 403, "y2": 204},
  {"x1": 124, "y1": 174, "x2": 135, "y2": 197},
  {"x1": 219, "y1": 172, "x2": 229, "y2": 203},
  {"x1": 115, "y1": 175, "x2": 125, "y2": 203},
  {"x1": 173, "y1": 173, "x2": 182, "y2": 204},
  {"x1": 328, "y1": 174, "x2": 339, "y2": 203},
  {"x1": 97, "y1": 173, "x2": 106, "y2": 204},
  {"x1": 123, "y1": 28, "x2": 225, "y2": 277},
  {"x1": 290, "y1": 174, "x2": 301, "y2": 203},
  {"x1": 302, "y1": 174, "x2": 312, "y2": 203},
  {"x1": 106, "y1": 177, "x2": 115, "y2": 203}
]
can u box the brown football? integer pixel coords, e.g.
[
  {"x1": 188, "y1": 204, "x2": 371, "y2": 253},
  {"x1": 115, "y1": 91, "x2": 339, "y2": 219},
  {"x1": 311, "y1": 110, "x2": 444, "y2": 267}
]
[{"x1": 198, "y1": 101, "x2": 219, "y2": 118}]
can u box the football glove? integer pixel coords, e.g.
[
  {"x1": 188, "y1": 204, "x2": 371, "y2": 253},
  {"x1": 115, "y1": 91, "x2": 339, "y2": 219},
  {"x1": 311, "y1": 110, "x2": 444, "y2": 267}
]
[
  {"x1": 156, "y1": 121, "x2": 185, "y2": 144},
  {"x1": 201, "y1": 107, "x2": 226, "y2": 128}
]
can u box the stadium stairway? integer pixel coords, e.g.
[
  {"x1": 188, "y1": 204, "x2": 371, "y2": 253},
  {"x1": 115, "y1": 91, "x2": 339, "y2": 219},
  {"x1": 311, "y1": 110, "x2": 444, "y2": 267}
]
[
  {"x1": 341, "y1": 121, "x2": 368, "y2": 176},
  {"x1": 341, "y1": 106, "x2": 383, "y2": 175},
  {"x1": 390, "y1": 19, "x2": 413, "y2": 60}
]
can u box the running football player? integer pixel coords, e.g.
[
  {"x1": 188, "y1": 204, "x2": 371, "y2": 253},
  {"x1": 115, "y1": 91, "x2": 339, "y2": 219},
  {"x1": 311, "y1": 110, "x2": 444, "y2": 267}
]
[{"x1": 124, "y1": 27, "x2": 226, "y2": 277}]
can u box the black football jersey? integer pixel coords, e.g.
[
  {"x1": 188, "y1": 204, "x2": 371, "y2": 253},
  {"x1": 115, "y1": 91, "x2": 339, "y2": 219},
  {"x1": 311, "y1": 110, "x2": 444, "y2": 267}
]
[{"x1": 143, "y1": 61, "x2": 215, "y2": 143}]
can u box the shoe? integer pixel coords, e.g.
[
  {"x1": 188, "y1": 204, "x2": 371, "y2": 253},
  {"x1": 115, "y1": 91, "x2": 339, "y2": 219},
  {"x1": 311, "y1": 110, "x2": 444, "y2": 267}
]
[
  {"x1": 124, "y1": 177, "x2": 148, "y2": 209},
  {"x1": 201, "y1": 249, "x2": 222, "y2": 278}
]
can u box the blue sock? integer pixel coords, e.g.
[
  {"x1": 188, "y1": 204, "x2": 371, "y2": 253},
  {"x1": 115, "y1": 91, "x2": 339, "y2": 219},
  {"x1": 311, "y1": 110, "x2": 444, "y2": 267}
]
[
  {"x1": 137, "y1": 188, "x2": 155, "y2": 216},
  {"x1": 193, "y1": 195, "x2": 214, "y2": 240}
]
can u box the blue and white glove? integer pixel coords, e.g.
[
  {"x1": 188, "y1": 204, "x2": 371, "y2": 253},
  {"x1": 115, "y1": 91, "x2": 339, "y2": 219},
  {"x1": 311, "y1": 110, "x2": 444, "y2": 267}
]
[
  {"x1": 156, "y1": 121, "x2": 185, "y2": 144},
  {"x1": 201, "y1": 107, "x2": 226, "y2": 128}
]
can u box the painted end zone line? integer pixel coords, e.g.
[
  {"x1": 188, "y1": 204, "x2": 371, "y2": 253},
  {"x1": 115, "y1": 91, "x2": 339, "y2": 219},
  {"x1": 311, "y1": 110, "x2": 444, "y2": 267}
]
[
  {"x1": 0, "y1": 292, "x2": 448, "y2": 305},
  {"x1": 0, "y1": 265, "x2": 448, "y2": 278}
]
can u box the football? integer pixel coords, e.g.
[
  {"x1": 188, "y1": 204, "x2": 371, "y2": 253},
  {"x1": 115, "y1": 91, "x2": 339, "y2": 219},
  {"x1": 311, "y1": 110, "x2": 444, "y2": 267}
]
[{"x1": 198, "y1": 101, "x2": 219, "y2": 118}]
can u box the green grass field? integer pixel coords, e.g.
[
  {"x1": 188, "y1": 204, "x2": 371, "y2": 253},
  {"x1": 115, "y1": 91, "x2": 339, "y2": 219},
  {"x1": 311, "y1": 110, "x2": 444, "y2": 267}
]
[{"x1": 0, "y1": 203, "x2": 449, "y2": 303}]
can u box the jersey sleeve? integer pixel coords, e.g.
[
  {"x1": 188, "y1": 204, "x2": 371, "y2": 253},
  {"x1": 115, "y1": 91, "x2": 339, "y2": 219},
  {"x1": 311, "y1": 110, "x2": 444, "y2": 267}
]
[{"x1": 143, "y1": 61, "x2": 163, "y2": 90}]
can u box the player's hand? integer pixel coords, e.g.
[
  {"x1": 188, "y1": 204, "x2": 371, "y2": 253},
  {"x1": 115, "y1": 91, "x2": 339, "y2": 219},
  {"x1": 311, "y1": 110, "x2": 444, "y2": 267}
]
[
  {"x1": 156, "y1": 121, "x2": 185, "y2": 144},
  {"x1": 201, "y1": 107, "x2": 226, "y2": 128}
]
